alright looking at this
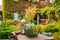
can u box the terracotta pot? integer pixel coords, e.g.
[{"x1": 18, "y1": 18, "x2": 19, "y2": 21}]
[{"x1": 41, "y1": 19, "x2": 47, "y2": 24}]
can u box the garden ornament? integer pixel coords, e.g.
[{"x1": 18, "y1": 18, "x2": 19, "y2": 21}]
[{"x1": 13, "y1": 12, "x2": 19, "y2": 20}]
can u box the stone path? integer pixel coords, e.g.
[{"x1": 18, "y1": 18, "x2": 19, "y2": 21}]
[
  {"x1": 17, "y1": 34, "x2": 54, "y2": 40},
  {"x1": 0, "y1": 39, "x2": 14, "y2": 40},
  {"x1": 0, "y1": 34, "x2": 54, "y2": 40}
]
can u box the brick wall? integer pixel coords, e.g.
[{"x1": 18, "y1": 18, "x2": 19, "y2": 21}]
[{"x1": 4, "y1": 0, "x2": 50, "y2": 19}]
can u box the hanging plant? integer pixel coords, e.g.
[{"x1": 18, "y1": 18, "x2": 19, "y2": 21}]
[
  {"x1": 47, "y1": 7, "x2": 55, "y2": 19},
  {"x1": 39, "y1": 6, "x2": 49, "y2": 15},
  {"x1": 39, "y1": 6, "x2": 56, "y2": 23},
  {"x1": 55, "y1": 7, "x2": 60, "y2": 20}
]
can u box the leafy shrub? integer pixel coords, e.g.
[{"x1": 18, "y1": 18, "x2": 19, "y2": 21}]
[
  {"x1": 1, "y1": 19, "x2": 12, "y2": 27},
  {"x1": 44, "y1": 24, "x2": 59, "y2": 33},
  {"x1": 55, "y1": 6, "x2": 60, "y2": 20},
  {"x1": 0, "y1": 25, "x2": 21, "y2": 39},
  {"x1": 53, "y1": 32, "x2": 60, "y2": 40},
  {"x1": 24, "y1": 15, "x2": 30, "y2": 23},
  {"x1": 40, "y1": 21, "x2": 60, "y2": 33},
  {"x1": 45, "y1": 24, "x2": 54, "y2": 32},
  {"x1": 0, "y1": 19, "x2": 21, "y2": 39},
  {"x1": 35, "y1": 21, "x2": 60, "y2": 34}
]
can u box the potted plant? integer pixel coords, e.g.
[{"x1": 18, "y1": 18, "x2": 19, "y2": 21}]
[{"x1": 26, "y1": 26, "x2": 38, "y2": 37}]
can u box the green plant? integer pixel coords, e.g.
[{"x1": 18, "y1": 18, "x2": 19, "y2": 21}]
[
  {"x1": 1, "y1": 19, "x2": 12, "y2": 27},
  {"x1": 39, "y1": 6, "x2": 49, "y2": 15},
  {"x1": 36, "y1": 24, "x2": 41, "y2": 33},
  {"x1": 0, "y1": 19, "x2": 21, "y2": 39},
  {"x1": 39, "y1": 6, "x2": 55, "y2": 22},
  {"x1": 54, "y1": 0, "x2": 60, "y2": 20},
  {"x1": 53, "y1": 32, "x2": 60, "y2": 40},
  {"x1": 24, "y1": 15, "x2": 30, "y2": 23},
  {"x1": 43, "y1": 23, "x2": 59, "y2": 33},
  {"x1": 26, "y1": 26, "x2": 38, "y2": 37},
  {"x1": 53, "y1": 0, "x2": 60, "y2": 6},
  {"x1": 0, "y1": 25, "x2": 21, "y2": 39},
  {"x1": 36, "y1": 21, "x2": 60, "y2": 34},
  {"x1": 55, "y1": 6, "x2": 60, "y2": 20}
]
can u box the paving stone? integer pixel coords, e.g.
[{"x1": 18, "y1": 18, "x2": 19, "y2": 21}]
[{"x1": 16, "y1": 34, "x2": 54, "y2": 40}]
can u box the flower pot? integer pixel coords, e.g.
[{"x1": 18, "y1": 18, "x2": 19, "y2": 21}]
[
  {"x1": 41, "y1": 19, "x2": 47, "y2": 24},
  {"x1": 26, "y1": 26, "x2": 38, "y2": 38},
  {"x1": 26, "y1": 32, "x2": 38, "y2": 38}
]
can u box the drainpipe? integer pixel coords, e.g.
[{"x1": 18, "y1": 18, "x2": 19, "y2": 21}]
[{"x1": 37, "y1": 14, "x2": 39, "y2": 25}]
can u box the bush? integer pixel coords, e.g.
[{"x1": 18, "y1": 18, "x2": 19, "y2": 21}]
[
  {"x1": 0, "y1": 19, "x2": 21, "y2": 39},
  {"x1": 44, "y1": 24, "x2": 59, "y2": 33},
  {"x1": 41, "y1": 21, "x2": 60, "y2": 33},
  {"x1": 0, "y1": 25, "x2": 21, "y2": 39},
  {"x1": 53, "y1": 32, "x2": 60, "y2": 40},
  {"x1": 1, "y1": 19, "x2": 12, "y2": 27}
]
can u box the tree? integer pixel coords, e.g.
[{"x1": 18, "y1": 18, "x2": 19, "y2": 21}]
[{"x1": 53, "y1": 0, "x2": 60, "y2": 6}]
